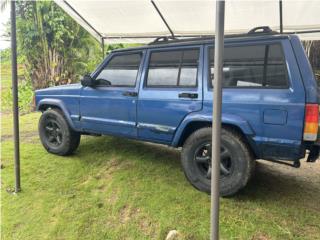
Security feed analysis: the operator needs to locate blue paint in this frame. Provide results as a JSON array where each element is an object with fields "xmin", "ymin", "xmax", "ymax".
[
  {"xmin": 263, "ymin": 109, "xmax": 287, "ymax": 125},
  {"xmin": 35, "ymin": 34, "xmax": 318, "ymax": 162}
]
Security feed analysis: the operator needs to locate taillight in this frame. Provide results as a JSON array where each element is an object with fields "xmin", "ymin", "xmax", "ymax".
[{"xmin": 303, "ymin": 103, "xmax": 319, "ymax": 141}]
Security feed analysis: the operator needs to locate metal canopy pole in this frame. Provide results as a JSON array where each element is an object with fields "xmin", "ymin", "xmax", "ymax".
[
  {"xmin": 279, "ymin": 0, "xmax": 283, "ymax": 34},
  {"xmin": 211, "ymin": 0, "xmax": 225, "ymax": 239},
  {"xmin": 151, "ymin": 0, "xmax": 175, "ymax": 38},
  {"xmin": 11, "ymin": 0, "xmax": 21, "ymax": 193}
]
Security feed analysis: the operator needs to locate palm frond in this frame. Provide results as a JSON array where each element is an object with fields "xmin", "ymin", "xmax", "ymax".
[{"xmin": 0, "ymin": 0, "xmax": 9, "ymax": 12}]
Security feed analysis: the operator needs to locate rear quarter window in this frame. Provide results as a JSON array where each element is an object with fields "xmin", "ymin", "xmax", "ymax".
[{"xmin": 209, "ymin": 43, "xmax": 289, "ymax": 88}]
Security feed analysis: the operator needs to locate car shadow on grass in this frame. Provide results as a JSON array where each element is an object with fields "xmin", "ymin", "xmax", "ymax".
[
  {"xmin": 76, "ymin": 135, "xmax": 181, "ymax": 169},
  {"xmin": 235, "ymin": 161, "xmax": 320, "ymax": 209},
  {"xmin": 75, "ymin": 136, "xmax": 319, "ymax": 206}
]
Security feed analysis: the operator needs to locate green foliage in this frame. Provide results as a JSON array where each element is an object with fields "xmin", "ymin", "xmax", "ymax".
[
  {"xmin": 105, "ymin": 43, "xmax": 142, "ymax": 55},
  {"xmin": 0, "ymin": 49, "xmax": 25, "ymax": 65},
  {"xmin": 0, "ymin": 2, "xmax": 138, "ymax": 114},
  {"xmin": 1, "ymin": 60, "xmax": 33, "ymax": 113},
  {"xmin": 2, "ymin": 1, "xmax": 141, "ymax": 93},
  {"xmin": 15, "ymin": 1, "xmax": 101, "ymax": 89},
  {"xmin": 0, "ymin": 48, "xmax": 11, "ymax": 62},
  {"xmin": 1, "ymin": 79, "xmax": 33, "ymax": 113}
]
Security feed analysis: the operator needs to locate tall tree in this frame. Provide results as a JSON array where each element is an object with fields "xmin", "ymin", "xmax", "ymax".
[{"xmin": 4, "ymin": 1, "xmax": 100, "ymax": 89}]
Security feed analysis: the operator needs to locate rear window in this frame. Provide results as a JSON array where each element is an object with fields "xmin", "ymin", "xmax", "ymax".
[
  {"xmin": 146, "ymin": 49, "xmax": 199, "ymax": 87},
  {"xmin": 209, "ymin": 43, "xmax": 289, "ymax": 88}
]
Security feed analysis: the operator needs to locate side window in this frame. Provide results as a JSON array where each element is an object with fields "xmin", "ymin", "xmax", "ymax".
[
  {"xmin": 96, "ymin": 53, "xmax": 141, "ymax": 87},
  {"xmin": 146, "ymin": 49, "xmax": 199, "ymax": 87},
  {"xmin": 209, "ymin": 43, "xmax": 288, "ymax": 88},
  {"xmin": 266, "ymin": 44, "xmax": 288, "ymax": 87}
]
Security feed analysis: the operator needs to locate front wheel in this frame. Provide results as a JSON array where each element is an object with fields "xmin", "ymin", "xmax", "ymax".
[
  {"xmin": 181, "ymin": 127, "xmax": 255, "ymax": 197},
  {"xmin": 39, "ymin": 108, "xmax": 81, "ymax": 156}
]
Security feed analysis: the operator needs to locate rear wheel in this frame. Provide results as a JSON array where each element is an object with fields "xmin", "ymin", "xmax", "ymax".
[
  {"xmin": 39, "ymin": 108, "xmax": 81, "ymax": 156},
  {"xmin": 181, "ymin": 127, "xmax": 255, "ymax": 196}
]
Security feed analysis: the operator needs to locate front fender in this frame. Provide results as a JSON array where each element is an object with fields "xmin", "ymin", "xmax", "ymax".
[
  {"xmin": 36, "ymin": 98, "xmax": 76, "ymax": 130},
  {"xmin": 171, "ymin": 112, "xmax": 255, "ymax": 147}
]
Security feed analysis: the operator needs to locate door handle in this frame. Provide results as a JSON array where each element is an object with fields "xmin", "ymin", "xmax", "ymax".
[
  {"xmin": 178, "ymin": 92, "xmax": 198, "ymax": 99},
  {"xmin": 122, "ymin": 91, "xmax": 138, "ymax": 97}
]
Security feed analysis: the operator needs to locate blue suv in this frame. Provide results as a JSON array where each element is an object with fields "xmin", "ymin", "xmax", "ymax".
[{"xmin": 35, "ymin": 29, "xmax": 319, "ymax": 196}]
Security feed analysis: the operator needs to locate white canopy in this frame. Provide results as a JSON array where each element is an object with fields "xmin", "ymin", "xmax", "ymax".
[{"xmin": 54, "ymin": 0, "xmax": 320, "ymax": 42}]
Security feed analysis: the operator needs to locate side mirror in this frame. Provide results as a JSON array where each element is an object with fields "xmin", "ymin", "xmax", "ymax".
[
  {"xmin": 96, "ymin": 78, "xmax": 111, "ymax": 86},
  {"xmin": 81, "ymin": 75, "xmax": 95, "ymax": 87}
]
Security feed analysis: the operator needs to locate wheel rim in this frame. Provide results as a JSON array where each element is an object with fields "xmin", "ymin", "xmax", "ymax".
[
  {"xmin": 194, "ymin": 142, "xmax": 233, "ymax": 179},
  {"xmin": 44, "ymin": 118, "xmax": 63, "ymax": 147}
]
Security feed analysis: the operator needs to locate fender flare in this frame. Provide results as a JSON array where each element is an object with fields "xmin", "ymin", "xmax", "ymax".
[
  {"xmin": 171, "ymin": 112, "xmax": 255, "ymax": 147},
  {"xmin": 37, "ymin": 98, "xmax": 76, "ymax": 130}
]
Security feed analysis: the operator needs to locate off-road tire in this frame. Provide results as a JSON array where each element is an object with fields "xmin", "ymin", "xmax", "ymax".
[
  {"xmin": 39, "ymin": 108, "xmax": 81, "ymax": 156},
  {"xmin": 181, "ymin": 127, "xmax": 255, "ymax": 197}
]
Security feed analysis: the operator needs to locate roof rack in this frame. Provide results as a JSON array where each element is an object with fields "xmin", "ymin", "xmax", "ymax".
[
  {"xmin": 248, "ymin": 26, "xmax": 277, "ymax": 35},
  {"xmin": 149, "ymin": 26, "xmax": 278, "ymax": 45}
]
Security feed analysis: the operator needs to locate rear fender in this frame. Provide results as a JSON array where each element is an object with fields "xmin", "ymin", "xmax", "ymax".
[{"xmin": 171, "ymin": 112, "xmax": 255, "ymax": 147}]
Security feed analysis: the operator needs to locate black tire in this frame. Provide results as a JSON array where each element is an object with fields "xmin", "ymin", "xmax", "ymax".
[
  {"xmin": 38, "ymin": 108, "xmax": 81, "ymax": 156},
  {"xmin": 181, "ymin": 127, "xmax": 255, "ymax": 197}
]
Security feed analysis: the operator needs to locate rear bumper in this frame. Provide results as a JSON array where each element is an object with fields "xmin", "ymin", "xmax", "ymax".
[
  {"xmin": 307, "ymin": 144, "xmax": 320, "ymax": 162},
  {"xmin": 306, "ymin": 119, "xmax": 320, "ymax": 162}
]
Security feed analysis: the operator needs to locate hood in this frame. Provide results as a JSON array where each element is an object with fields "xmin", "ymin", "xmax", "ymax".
[{"xmin": 35, "ymin": 83, "xmax": 82, "ymax": 96}]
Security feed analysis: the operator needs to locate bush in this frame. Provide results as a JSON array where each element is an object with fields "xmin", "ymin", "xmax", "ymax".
[
  {"xmin": 315, "ymin": 69, "xmax": 320, "ymax": 81},
  {"xmin": 0, "ymin": 48, "xmax": 11, "ymax": 62},
  {"xmin": 1, "ymin": 76, "xmax": 34, "ymax": 114}
]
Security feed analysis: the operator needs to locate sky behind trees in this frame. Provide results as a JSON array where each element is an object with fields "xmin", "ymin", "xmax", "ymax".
[{"xmin": 0, "ymin": 6, "xmax": 10, "ymax": 50}]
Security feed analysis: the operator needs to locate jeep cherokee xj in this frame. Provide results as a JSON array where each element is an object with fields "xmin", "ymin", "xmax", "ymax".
[{"xmin": 35, "ymin": 29, "xmax": 319, "ymax": 196}]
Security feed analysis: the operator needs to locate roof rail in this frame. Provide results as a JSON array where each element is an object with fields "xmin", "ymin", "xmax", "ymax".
[
  {"xmin": 149, "ymin": 36, "xmax": 177, "ymax": 45},
  {"xmin": 148, "ymin": 26, "xmax": 278, "ymax": 45},
  {"xmin": 248, "ymin": 26, "xmax": 277, "ymax": 35}
]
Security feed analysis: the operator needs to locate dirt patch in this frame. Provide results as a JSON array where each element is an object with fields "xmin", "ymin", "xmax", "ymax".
[
  {"xmin": 248, "ymin": 157, "xmax": 320, "ymax": 214},
  {"xmin": 257, "ymin": 157, "xmax": 320, "ymax": 188},
  {"xmin": 139, "ymin": 216, "xmax": 158, "ymax": 238},
  {"xmin": 119, "ymin": 205, "xmax": 133, "ymax": 224},
  {"xmin": 1, "ymin": 131, "xmax": 38, "ymax": 143},
  {"xmin": 0, "ymin": 110, "xmax": 12, "ymax": 115},
  {"xmin": 94, "ymin": 159, "xmax": 124, "ymax": 183},
  {"xmin": 107, "ymin": 189, "xmax": 118, "ymax": 205},
  {"xmin": 119, "ymin": 205, "xmax": 144, "ymax": 223},
  {"xmin": 303, "ymin": 224, "xmax": 320, "ymax": 237},
  {"xmin": 97, "ymin": 158, "xmax": 134, "ymax": 180},
  {"xmin": 118, "ymin": 205, "xmax": 157, "ymax": 238},
  {"xmin": 89, "ymin": 159, "xmax": 134, "ymax": 195},
  {"xmin": 104, "ymin": 159, "xmax": 123, "ymax": 172},
  {"xmin": 251, "ymin": 233, "xmax": 270, "ymax": 240}
]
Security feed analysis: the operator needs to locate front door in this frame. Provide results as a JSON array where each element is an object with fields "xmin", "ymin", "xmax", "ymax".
[
  {"xmin": 80, "ymin": 51, "xmax": 144, "ymax": 138},
  {"xmin": 137, "ymin": 46, "xmax": 203, "ymax": 144}
]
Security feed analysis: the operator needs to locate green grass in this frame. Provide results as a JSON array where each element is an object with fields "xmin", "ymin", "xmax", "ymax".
[
  {"xmin": 1, "ymin": 62, "xmax": 320, "ymax": 239},
  {"xmin": 1, "ymin": 112, "xmax": 320, "ymax": 240}
]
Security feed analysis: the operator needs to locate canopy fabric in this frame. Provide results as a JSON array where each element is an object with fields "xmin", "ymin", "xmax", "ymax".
[{"xmin": 54, "ymin": 0, "xmax": 320, "ymax": 42}]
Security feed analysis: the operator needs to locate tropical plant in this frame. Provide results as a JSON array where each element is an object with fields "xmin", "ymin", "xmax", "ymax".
[
  {"xmin": 19, "ymin": 1, "xmax": 102, "ymax": 89},
  {"xmin": 302, "ymin": 40, "xmax": 320, "ymax": 82},
  {"xmin": 2, "ymin": 1, "xmax": 101, "ymax": 89}
]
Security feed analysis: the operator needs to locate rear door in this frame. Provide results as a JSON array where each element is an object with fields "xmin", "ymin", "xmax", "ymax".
[
  {"xmin": 137, "ymin": 45, "xmax": 203, "ymax": 143},
  {"xmin": 80, "ymin": 51, "xmax": 144, "ymax": 138}
]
